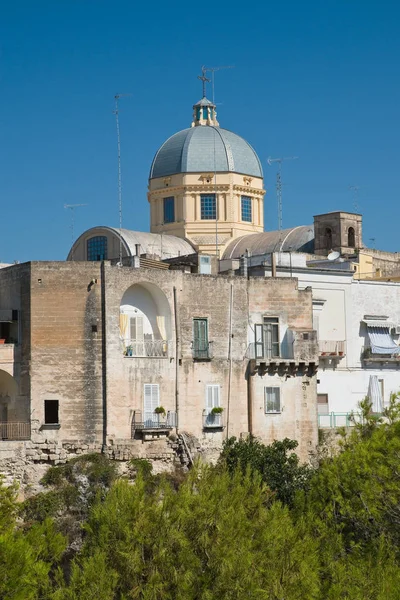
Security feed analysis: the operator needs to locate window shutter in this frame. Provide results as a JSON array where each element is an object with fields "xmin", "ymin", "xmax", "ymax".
[
  {"xmin": 255, "ymin": 324, "xmax": 264, "ymax": 358},
  {"xmin": 130, "ymin": 316, "xmax": 144, "ymax": 340},
  {"xmin": 144, "ymin": 384, "xmax": 159, "ymax": 420},
  {"xmin": 206, "ymin": 385, "xmax": 220, "ymax": 411}
]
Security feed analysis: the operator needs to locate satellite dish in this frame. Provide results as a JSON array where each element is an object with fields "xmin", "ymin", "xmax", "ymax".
[{"xmin": 327, "ymin": 251, "xmax": 340, "ymax": 261}]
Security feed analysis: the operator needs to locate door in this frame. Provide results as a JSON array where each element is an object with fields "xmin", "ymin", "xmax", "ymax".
[
  {"xmin": 205, "ymin": 385, "xmax": 220, "ymax": 426},
  {"xmin": 193, "ymin": 318, "xmax": 208, "ymax": 358}
]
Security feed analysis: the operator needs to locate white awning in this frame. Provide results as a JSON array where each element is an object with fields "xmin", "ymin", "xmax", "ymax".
[
  {"xmin": 367, "ymin": 375, "xmax": 383, "ymax": 413},
  {"xmin": 367, "ymin": 326, "xmax": 400, "ymax": 355},
  {"xmin": 363, "ymin": 320, "xmax": 395, "ymax": 329}
]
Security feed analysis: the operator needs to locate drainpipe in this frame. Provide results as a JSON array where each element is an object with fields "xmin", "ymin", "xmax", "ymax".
[
  {"xmin": 100, "ymin": 261, "xmax": 107, "ymax": 451},
  {"xmin": 271, "ymin": 253, "xmax": 277, "ymax": 277},
  {"xmin": 226, "ymin": 282, "xmax": 234, "ymax": 439},
  {"xmin": 173, "ymin": 286, "xmax": 180, "ymax": 434},
  {"xmin": 247, "ymin": 361, "xmax": 253, "ymax": 436}
]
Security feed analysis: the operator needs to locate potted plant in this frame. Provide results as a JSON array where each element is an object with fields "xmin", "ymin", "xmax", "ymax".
[
  {"xmin": 211, "ymin": 406, "xmax": 223, "ymax": 415},
  {"xmin": 154, "ymin": 406, "xmax": 166, "ymax": 415}
]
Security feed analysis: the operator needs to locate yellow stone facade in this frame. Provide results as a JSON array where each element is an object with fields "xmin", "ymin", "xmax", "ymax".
[{"xmin": 148, "ymin": 172, "xmax": 265, "ymax": 256}]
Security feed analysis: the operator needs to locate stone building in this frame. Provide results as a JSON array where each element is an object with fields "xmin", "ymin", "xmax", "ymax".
[{"xmin": 0, "ymin": 259, "xmax": 318, "ymax": 480}]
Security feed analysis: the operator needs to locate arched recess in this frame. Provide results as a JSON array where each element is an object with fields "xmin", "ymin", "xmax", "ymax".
[
  {"xmin": 119, "ymin": 283, "xmax": 172, "ymax": 357},
  {"xmin": 325, "ymin": 227, "xmax": 333, "ymax": 250},
  {"xmin": 348, "ymin": 227, "xmax": 355, "ymax": 247}
]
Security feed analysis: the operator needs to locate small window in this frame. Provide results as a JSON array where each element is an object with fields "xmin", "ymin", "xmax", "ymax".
[
  {"xmin": 317, "ymin": 394, "xmax": 329, "ymax": 415},
  {"xmin": 87, "ymin": 236, "xmax": 108, "ymax": 261},
  {"xmin": 201, "ymin": 194, "xmax": 216, "ymax": 220},
  {"xmin": 44, "ymin": 400, "xmax": 59, "ymax": 424},
  {"xmin": 265, "ymin": 388, "xmax": 281, "ymax": 413},
  {"xmin": 202, "ymin": 107, "xmax": 208, "ymax": 119},
  {"xmin": 163, "ymin": 197, "xmax": 175, "ymax": 223},
  {"xmin": 199, "ymin": 255, "xmax": 211, "ymax": 274},
  {"xmin": 241, "ymin": 196, "xmax": 252, "ymax": 222},
  {"xmin": 325, "ymin": 228, "xmax": 332, "ymax": 249}
]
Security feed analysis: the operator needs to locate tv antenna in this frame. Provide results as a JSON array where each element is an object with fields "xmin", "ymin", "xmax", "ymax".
[
  {"xmin": 267, "ymin": 156, "xmax": 298, "ymax": 230},
  {"xmin": 203, "ymin": 65, "xmax": 234, "ymax": 104},
  {"xmin": 114, "ymin": 93, "xmax": 132, "ymax": 266},
  {"xmin": 349, "ymin": 185, "xmax": 361, "ymax": 212},
  {"xmin": 64, "ymin": 203, "xmax": 88, "ymax": 259}
]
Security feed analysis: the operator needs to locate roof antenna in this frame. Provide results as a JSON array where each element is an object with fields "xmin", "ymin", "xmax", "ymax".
[
  {"xmin": 267, "ymin": 156, "xmax": 298, "ymax": 230},
  {"xmin": 114, "ymin": 93, "xmax": 131, "ymax": 267},
  {"xmin": 204, "ymin": 65, "xmax": 234, "ymax": 104},
  {"xmin": 64, "ymin": 203, "xmax": 88, "ymax": 260}
]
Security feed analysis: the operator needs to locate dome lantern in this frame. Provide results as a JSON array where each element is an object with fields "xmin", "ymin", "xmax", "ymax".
[{"xmin": 191, "ymin": 97, "xmax": 219, "ymax": 127}]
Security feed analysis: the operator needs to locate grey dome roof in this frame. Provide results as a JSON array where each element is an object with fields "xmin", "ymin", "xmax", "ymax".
[
  {"xmin": 150, "ymin": 126, "xmax": 263, "ymax": 179},
  {"xmin": 223, "ymin": 225, "xmax": 315, "ymax": 259}
]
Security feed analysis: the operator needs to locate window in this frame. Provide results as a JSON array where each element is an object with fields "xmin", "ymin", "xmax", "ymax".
[
  {"xmin": 193, "ymin": 318, "xmax": 209, "ymax": 359},
  {"xmin": 317, "ymin": 394, "xmax": 329, "ymax": 415},
  {"xmin": 241, "ymin": 196, "xmax": 252, "ymax": 222},
  {"xmin": 130, "ymin": 316, "xmax": 144, "ymax": 356},
  {"xmin": 348, "ymin": 227, "xmax": 355, "ymax": 247},
  {"xmin": 202, "ymin": 107, "xmax": 208, "ymax": 119},
  {"xmin": 325, "ymin": 228, "xmax": 332, "ymax": 249},
  {"xmin": 44, "ymin": 400, "xmax": 59, "ymax": 424},
  {"xmin": 204, "ymin": 385, "xmax": 222, "ymax": 427},
  {"xmin": 199, "ymin": 256, "xmax": 211, "ymax": 274},
  {"xmin": 143, "ymin": 384, "xmax": 160, "ymax": 422},
  {"xmin": 201, "ymin": 194, "xmax": 216, "ymax": 220},
  {"xmin": 87, "ymin": 236, "xmax": 107, "ymax": 261},
  {"xmin": 265, "ymin": 388, "xmax": 281, "ymax": 413},
  {"xmin": 254, "ymin": 318, "xmax": 280, "ymax": 359},
  {"xmin": 163, "ymin": 197, "xmax": 175, "ymax": 223}
]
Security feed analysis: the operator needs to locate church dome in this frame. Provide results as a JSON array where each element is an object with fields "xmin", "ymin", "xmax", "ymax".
[{"xmin": 149, "ymin": 97, "xmax": 263, "ymax": 180}]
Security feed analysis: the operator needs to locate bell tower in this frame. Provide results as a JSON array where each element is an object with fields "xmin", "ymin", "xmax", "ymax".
[{"xmin": 313, "ymin": 211, "xmax": 363, "ymax": 256}]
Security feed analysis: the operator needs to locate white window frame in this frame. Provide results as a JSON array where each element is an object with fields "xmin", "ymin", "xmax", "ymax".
[
  {"xmin": 143, "ymin": 383, "xmax": 160, "ymax": 423},
  {"xmin": 205, "ymin": 384, "xmax": 220, "ymax": 413},
  {"xmin": 265, "ymin": 387, "xmax": 281, "ymax": 414}
]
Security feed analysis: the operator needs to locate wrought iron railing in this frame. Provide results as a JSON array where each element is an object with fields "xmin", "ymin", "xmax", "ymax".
[
  {"xmin": 192, "ymin": 340, "xmax": 213, "ymax": 360},
  {"xmin": 246, "ymin": 342, "xmax": 292, "ymax": 360},
  {"xmin": 131, "ymin": 410, "xmax": 177, "ymax": 435},
  {"xmin": 124, "ymin": 339, "xmax": 169, "ymax": 358},
  {"xmin": 319, "ymin": 340, "xmax": 345, "ymax": 356},
  {"xmin": 0, "ymin": 422, "xmax": 31, "ymax": 440},
  {"xmin": 202, "ymin": 409, "xmax": 223, "ymax": 429}
]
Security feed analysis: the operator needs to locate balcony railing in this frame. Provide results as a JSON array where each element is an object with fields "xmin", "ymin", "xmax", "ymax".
[
  {"xmin": 131, "ymin": 410, "xmax": 177, "ymax": 435},
  {"xmin": 202, "ymin": 409, "xmax": 223, "ymax": 429},
  {"xmin": 0, "ymin": 422, "xmax": 31, "ymax": 440},
  {"xmin": 192, "ymin": 341, "xmax": 213, "ymax": 360},
  {"xmin": 319, "ymin": 340, "xmax": 346, "ymax": 357},
  {"xmin": 124, "ymin": 339, "xmax": 169, "ymax": 358},
  {"xmin": 246, "ymin": 342, "xmax": 293, "ymax": 360},
  {"xmin": 361, "ymin": 346, "xmax": 400, "ymax": 363},
  {"xmin": 318, "ymin": 412, "xmax": 367, "ymax": 428}
]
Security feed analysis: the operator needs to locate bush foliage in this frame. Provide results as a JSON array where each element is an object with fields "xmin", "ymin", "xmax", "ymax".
[{"xmin": 3, "ymin": 403, "xmax": 400, "ymax": 598}]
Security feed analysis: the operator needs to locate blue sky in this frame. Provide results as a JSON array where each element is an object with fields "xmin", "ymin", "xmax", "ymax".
[{"xmin": 1, "ymin": 0, "xmax": 399, "ymax": 262}]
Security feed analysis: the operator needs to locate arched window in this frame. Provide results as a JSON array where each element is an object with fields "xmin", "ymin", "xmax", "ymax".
[
  {"xmin": 325, "ymin": 227, "xmax": 332, "ymax": 249},
  {"xmin": 87, "ymin": 236, "xmax": 107, "ymax": 261},
  {"xmin": 348, "ymin": 227, "xmax": 355, "ymax": 247}
]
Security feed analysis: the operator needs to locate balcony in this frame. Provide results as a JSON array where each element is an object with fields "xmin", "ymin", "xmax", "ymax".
[
  {"xmin": 0, "ymin": 422, "xmax": 31, "ymax": 441},
  {"xmin": 202, "ymin": 409, "xmax": 224, "ymax": 429},
  {"xmin": 131, "ymin": 410, "xmax": 177, "ymax": 437},
  {"xmin": 192, "ymin": 341, "xmax": 213, "ymax": 361},
  {"xmin": 247, "ymin": 329, "xmax": 318, "ymax": 375},
  {"xmin": 124, "ymin": 339, "xmax": 169, "ymax": 358},
  {"xmin": 361, "ymin": 346, "xmax": 400, "ymax": 365},
  {"xmin": 319, "ymin": 340, "xmax": 346, "ymax": 359}
]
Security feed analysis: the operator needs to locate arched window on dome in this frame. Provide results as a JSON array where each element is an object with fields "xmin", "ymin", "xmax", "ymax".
[
  {"xmin": 202, "ymin": 107, "xmax": 208, "ymax": 119},
  {"xmin": 87, "ymin": 236, "xmax": 107, "ymax": 261},
  {"xmin": 348, "ymin": 227, "xmax": 355, "ymax": 247}
]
